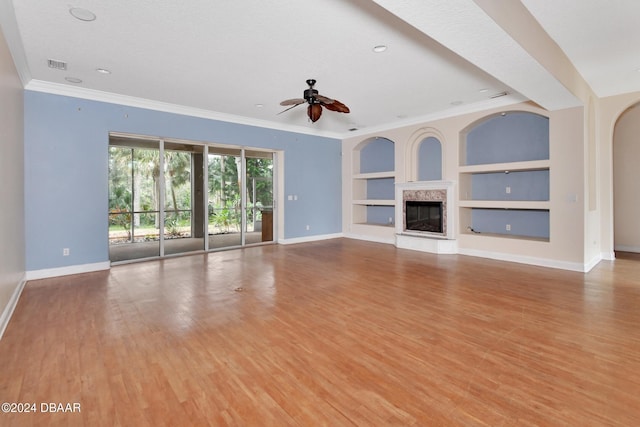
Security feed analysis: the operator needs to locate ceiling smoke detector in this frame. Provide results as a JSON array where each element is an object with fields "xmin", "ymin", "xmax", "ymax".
[{"xmin": 47, "ymin": 59, "xmax": 67, "ymax": 70}]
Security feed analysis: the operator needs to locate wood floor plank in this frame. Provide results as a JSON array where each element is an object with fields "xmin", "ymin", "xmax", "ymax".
[{"xmin": 1, "ymin": 238, "xmax": 640, "ymax": 426}]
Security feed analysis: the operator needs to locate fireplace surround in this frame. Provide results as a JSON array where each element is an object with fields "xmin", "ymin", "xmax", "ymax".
[{"xmin": 395, "ymin": 181, "xmax": 457, "ymax": 253}]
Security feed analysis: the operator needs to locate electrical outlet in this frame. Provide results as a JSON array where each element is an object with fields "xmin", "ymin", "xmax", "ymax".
[
  {"xmin": 305, "ymin": 225, "xmax": 310, "ymax": 231},
  {"xmin": 505, "ymin": 224, "xmax": 511, "ymax": 231},
  {"xmin": 505, "ymin": 186, "xmax": 511, "ymax": 194},
  {"xmin": 63, "ymin": 248, "xmax": 70, "ymax": 256}
]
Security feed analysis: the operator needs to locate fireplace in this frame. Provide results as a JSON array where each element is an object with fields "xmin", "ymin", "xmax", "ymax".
[
  {"xmin": 395, "ymin": 181, "xmax": 456, "ymax": 244},
  {"xmin": 405, "ymin": 201, "xmax": 443, "ymax": 233}
]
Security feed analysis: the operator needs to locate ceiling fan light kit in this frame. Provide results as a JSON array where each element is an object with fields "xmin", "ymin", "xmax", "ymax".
[{"xmin": 279, "ymin": 79, "xmax": 350, "ymax": 123}]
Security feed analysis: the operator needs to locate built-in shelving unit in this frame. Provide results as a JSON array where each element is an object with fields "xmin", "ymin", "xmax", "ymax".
[
  {"xmin": 459, "ymin": 112, "xmax": 550, "ymax": 241},
  {"xmin": 351, "ymin": 138, "xmax": 396, "ymax": 230}
]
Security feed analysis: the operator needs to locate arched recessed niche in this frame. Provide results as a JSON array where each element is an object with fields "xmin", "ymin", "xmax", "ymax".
[
  {"xmin": 405, "ymin": 127, "xmax": 445, "ymax": 182},
  {"xmin": 461, "ymin": 111, "xmax": 549, "ymax": 165},
  {"xmin": 356, "ymin": 137, "xmax": 394, "ymax": 173},
  {"xmin": 459, "ymin": 111, "xmax": 550, "ymax": 241},
  {"xmin": 418, "ymin": 136, "xmax": 442, "ymax": 181}
]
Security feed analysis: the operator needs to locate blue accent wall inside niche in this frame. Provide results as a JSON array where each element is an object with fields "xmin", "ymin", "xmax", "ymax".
[
  {"xmin": 24, "ymin": 91, "xmax": 342, "ymax": 271},
  {"xmin": 418, "ymin": 137, "xmax": 442, "ymax": 181},
  {"xmin": 466, "ymin": 112, "xmax": 549, "ymax": 165}
]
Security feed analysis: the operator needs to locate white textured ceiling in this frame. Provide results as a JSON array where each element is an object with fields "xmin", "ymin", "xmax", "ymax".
[
  {"xmin": 522, "ymin": 0, "xmax": 640, "ymax": 98},
  {"xmin": 1, "ymin": 0, "xmax": 638, "ymax": 137}
]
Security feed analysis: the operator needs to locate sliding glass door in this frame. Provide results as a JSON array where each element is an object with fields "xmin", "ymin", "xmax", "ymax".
[
  {"xmin": 108, "ymin": 138, "xmax": 161, "ymax": 262},
  {"xmin": 108, "ymin": 135, "xmax": 275, "ymax": 263},
  {"xmin": 245, "ymin": 150, "xmax": 274, "ymax": 244},
  {"xmin": 207, "ymin": 147, "xmax": 242, "ymax": 250},
  {"xmin": 163, "ymin": 141, "xmax": 206, "ymax": 256}
]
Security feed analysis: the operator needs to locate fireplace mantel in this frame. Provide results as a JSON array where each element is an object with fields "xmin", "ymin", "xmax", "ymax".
[{"xmin": 395, "ymin": 181, "xmax": 457, "ymax": 254}]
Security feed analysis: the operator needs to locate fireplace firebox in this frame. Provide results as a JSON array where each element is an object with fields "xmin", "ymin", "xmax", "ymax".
[{"xmin": 405, "ymin": 201, "xmax": 443, "ymax": 233}]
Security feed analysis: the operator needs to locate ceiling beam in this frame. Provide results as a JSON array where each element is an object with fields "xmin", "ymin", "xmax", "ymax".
[{"xmin": 371, "ymin": 0, "xmax": 582, "ymax": 111}]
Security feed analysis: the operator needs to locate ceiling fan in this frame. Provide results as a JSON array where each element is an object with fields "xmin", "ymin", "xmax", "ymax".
[{"xmin": 279, "ymin": 79, "xmax": 350, "ymax": 122}]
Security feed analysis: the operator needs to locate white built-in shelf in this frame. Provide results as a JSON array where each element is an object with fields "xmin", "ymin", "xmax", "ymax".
[
  {"xmin": 458, "ymin": 159, "xmax": 550, "ymax": 174},
  {"xmin": 353, "ymin": 171, "xmax": 396, "ymax": 180},
  {"xmin": 353, "ymin": 199, "xmax": 395, "ymax": 206},
  {"xmin": 458, "ymin": 200, "xmax": 550, "ymax": 210}
]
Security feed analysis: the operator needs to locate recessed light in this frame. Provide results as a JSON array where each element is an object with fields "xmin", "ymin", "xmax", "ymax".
[
  {"xmin": 255, "ymin": 104, "xmax": 264, "ymax": 108},
  {"xmin": 372, "ymin": 45, "xmax": 387, "ymax": 53},
  {"xmin": 65, "ymin": 77, "xmax": 82, "ymax": 84},
  {"xmin": 450, "ymin": 100, "xmax": 463, "ymax": 106},
  {"xmin": 70, "ymin": 7, "xmax": 96, "ymax": 21},
  {"xmin": 96, "ymin": 68, "xmax": 111, "ymax": 74},
  {"xmin": 479, "ymin": 88, "xmax": 489, "ymax": 93}
]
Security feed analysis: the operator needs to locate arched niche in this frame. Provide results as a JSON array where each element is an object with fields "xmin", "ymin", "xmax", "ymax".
[
  {"xmin": 354, "ymin": 136, "xmax": 395, "ymax": 173},
  {"xmin": 405, "ymin": 128, "xmax": 444, "ymax": 182},
  {"xmin": 460, "ymin": 111, "xmax": 549, "ymax": 165}
]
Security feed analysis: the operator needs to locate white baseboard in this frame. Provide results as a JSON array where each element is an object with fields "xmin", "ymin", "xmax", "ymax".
[
  {"xmin": 343, "ymin": 233, "xmax": 396, "ymax": 245},
  {"xmin": 584, "ymin": 253, "xmax": 603, "ymax": 273},
  {"xmin": 457, "ymin": 248, "xmax": 590, "ymax": 272},
  {"xmin": 278, "ymin": 232, "xmax": 344, "ymax": 245},
  {"xmin": 0, "ymin": 274, "xmax": 27, "ymax": 339},
  {"xmin": 25, "ymin": 261, "xmax": 111, "ymax": 281},
  {"xmin": 614, "ymin": 245, "xmax": 640, "ymax": 253}
]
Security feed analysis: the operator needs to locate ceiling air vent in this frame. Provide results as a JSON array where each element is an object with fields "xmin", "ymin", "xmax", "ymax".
[
  {"xmin": 47, "ymin": 59, "xmax": 67, "ymax": 70},
  {"xmin": 490, "ymin": 91, "xmax": 508, "ymax": 99}
]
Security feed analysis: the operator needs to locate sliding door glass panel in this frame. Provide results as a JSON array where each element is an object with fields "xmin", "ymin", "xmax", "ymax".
[
  {"xmin": 108, "ymin": 139, "xmax": 161, "ymax": 261},
  {"xmin": 163, "ymin": 142, "xmax": 205, "ymax": 255},
  {"xmin": 208, "ymin": 148, "xmax": 242, "ymax": 250},
  {"xmin": 245, "ymin": 151, "xmax": 274, "ymax": 244}
]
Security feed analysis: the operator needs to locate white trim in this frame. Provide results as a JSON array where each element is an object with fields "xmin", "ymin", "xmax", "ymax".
[
  {"xmin": 396, "ymin": 234, "xmax": 458, "ymax": 254},
  {"xmin": 25, "ymin": 261, "xmax": 110, "ymax": 281},
  {"xmin": 24, "ymin": 80, "xmax": 344, "ymax": 139},
  {"xmin": 584, "ymin": 253, "xmax": 603, "ymax": 273},
  {"xmin": 602, "ymin": 251, "xmax": 616, "ymax": 261},
  {"xmin": 457, "ymin": 248, "xmax": 590, "ymax": 272},
  {"xmin": 0, "ymin": 274, "xmax": 27, "ymax": 340},
  {"xmin": 343, "ymin": 233, "xmax": 395, "ymax": 245},
  {"xmin": 278, "ymin": 233, "xmax": 344, "ymax": 245},
  {"xmin": 614, "ymin": 245, "xmax": 640, "ymax": 253}
]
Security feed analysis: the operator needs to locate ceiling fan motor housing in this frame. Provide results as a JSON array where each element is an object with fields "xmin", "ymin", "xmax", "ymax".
[{"xmin": 304, "ymin": 88, "xmax": 319, "ymax": 103}]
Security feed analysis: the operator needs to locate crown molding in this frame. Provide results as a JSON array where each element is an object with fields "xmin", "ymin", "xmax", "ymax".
[{"xmin": 343, "ymin": 93, "xmax": 529, "ymax": 138}]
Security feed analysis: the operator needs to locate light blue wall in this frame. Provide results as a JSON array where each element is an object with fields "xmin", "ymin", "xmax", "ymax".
[
  {"xmin": 472, "ymin": 170, "xmax": 549, "ymax": 200},
  {"xmin": 24, "ymin": 91, "xmax": 341, "ymax": 271},
  {"xmin": 418, "ymin": 137, "xmax": 442, "ymax": 181},
  {"xmin": 471, "ymin": 209, "xmax": 550, "ymax": 239},
  {"xmin": 360, "ymin": 138, "xmax": 394, "ymax": 173},
  {"xmin": 466, "ymin": 112, "xmax": 549, "ymax": 165}
]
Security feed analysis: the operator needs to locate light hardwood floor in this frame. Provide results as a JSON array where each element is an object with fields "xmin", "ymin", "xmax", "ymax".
[{"xmin": 1, "ymin": 239, "xmax": 639, "ymax": 426}]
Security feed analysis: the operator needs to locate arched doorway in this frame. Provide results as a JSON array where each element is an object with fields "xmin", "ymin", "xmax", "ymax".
[{"xmin": 613, "ymin": 102, "xmax": 640, "ymax": 259}]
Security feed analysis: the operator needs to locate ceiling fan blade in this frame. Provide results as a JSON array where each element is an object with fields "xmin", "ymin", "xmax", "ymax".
[
  {"xmin": 315, "ymin": 94, "xmax": 335, "ymax": 104},
  {"xmin": 277, "ymin": 102, "xmax": 304, "ymax": 115},
  {"xmin": 280, "ymin": 98, "xmax": 305, "ymax": 106},
  {"xmin": 307, "ymin": 104, "xmax": 323, "ymax": 122},
  {"xmin": 322, "ymin": 99, "xmax": 350, "ymax": 113}
]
